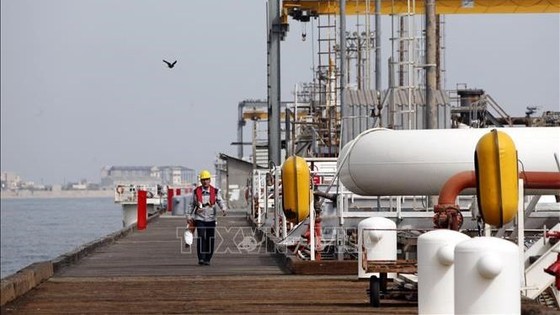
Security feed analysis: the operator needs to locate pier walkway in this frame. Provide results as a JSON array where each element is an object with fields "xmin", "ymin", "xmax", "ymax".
[{"xmin": 1, "ymin": 210, "xmax": 417, "ymax": 314}]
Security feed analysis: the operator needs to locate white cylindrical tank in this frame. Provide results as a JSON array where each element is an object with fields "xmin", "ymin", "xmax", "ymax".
[
  {"xmin": 338, "ymin": 127, "xmax": 560, "ymax": 196},
  {"xmin": 417, "ymin": 230, "xmax": 471, "ymax": 315},
  {"xmin": 357, "ymin": 217, "xmax": 397, "ymax": 279},
  {"xmin": 454, "ymin": 237, "xmax": 520, "ymax": 315}
]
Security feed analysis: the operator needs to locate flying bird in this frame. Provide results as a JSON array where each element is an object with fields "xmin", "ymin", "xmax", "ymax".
[{"xmin": 163, "ymin": 59, "xmax": 177, "ymax": 68}]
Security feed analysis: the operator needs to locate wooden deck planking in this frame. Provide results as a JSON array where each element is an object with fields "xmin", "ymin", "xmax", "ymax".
[
  {"xmin": 57, "ymin": 214, "xmax": 287, "ymax": 277},
  {"xmin": 1, "ymin": 211, "xmax": 419, "ymax": 314},
  {"xmin": 2, "ymin": 275, "xmax": 418, "ymax": 314}
]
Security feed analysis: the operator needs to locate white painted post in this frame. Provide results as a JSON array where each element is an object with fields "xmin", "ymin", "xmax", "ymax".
[
  {"xmin": 518, "ymin": 179, "xmax": 526, "ymax": 294},
  {"xmin": 310, "ymin": 194, "xmax": 315, "ymax": 261}
]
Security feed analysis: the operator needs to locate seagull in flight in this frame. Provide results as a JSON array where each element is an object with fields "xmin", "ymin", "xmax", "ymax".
[{"xmin": 163, "ymin": 59, "xmax": 177, "ymax": 68}]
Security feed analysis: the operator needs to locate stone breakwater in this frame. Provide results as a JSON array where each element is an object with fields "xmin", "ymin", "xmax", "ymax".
[{"xmin": 0, "ymin": 190, "xmax": 114, "ymax": 199}]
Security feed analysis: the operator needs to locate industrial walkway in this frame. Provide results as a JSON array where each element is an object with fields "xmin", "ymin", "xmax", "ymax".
[{"xmin": 1, "ymin": 210, "xmax": 418, "ymax": 314}]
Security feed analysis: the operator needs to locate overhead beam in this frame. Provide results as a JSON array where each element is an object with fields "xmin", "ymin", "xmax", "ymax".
[{"xmin": 283, "ymin": 0, "xmax": 560, "ymax": 16}]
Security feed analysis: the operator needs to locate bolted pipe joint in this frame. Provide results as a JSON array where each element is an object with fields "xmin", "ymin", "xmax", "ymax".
[{"xmin": 433, "ymin": 204, "xmax": 463, "ymax": 230}]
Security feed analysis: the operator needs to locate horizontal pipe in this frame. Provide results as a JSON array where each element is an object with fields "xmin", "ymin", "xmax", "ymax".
[
  {"xmin": 521, "ymin": 171, "xmax": 560, "ymax": 190},
  {"xmin": 438, "ymin": 171, "xmax": 560, "ymax": 205},
  {"xmin": 339, "ymin": 127, "xmax": 560, "ymax": 196}
]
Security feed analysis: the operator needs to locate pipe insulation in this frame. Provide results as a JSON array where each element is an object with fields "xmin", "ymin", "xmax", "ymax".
[{"xmin": 338, "ymin": 127, "xmax": 560, "ymax": 196}]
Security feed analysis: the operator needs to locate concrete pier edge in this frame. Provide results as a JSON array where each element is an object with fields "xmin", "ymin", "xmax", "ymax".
[{"xmin": 0, "ymin": 211, "xmax": 163, "ymax": 306}]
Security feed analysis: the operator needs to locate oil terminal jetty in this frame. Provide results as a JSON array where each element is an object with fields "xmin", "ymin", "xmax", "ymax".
[{"xmin": 1, "ymin": 209, "xmax": 419, "ymax": 314}]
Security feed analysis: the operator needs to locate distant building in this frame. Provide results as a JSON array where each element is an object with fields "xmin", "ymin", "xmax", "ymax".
[
  {"xmin": 100, "ymin": 166, "xmax": 196, "ymax": 188},
  {"xmin": 1, "ymin": 172, "xmax": 21, "ymax": 190},
  {"xmin": 71, "ymin": 183, "xmax": 87, "ymax": 190}
]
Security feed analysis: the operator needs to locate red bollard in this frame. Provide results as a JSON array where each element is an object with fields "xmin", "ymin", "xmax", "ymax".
[
  {"xmin": 167, "ymin": 188, "xmax": 174, "ymax": 212},
  {"xmin": 137, "ymin": 190, "xmax": 147, "ymax": 230}
]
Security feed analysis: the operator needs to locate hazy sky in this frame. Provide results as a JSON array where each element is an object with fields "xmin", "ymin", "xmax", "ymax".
[{"xmin": 1, "ymin": 1, "xmax": 558, "ymax": 185}]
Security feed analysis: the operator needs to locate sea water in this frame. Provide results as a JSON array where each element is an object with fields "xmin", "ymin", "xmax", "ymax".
[{"xmin": 0, "ymin": 197, "xmax": 122, "ymax": 278}]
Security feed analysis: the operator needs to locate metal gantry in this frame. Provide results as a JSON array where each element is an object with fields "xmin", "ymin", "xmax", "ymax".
[{"xmin": 267, "ymin": 0, "xmax": 559, "ymax": 160}]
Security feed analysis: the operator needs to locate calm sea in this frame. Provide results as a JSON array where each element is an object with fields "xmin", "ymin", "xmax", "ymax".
[{"xmin": 0, "ymin": 197, "xmax": 122, "ymax": 278}]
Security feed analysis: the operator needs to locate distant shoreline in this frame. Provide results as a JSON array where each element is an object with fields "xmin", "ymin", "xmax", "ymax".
[{"xmin": 0, "ymin": 190, "xmax": 114, "ymax": 200}]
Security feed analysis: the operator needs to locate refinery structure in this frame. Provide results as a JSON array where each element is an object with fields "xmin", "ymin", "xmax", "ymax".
[
  {"xmin": 112, "ymin": 0, "xmax": 559, "ymax": 312},
  {"xmin": 247, "ymin": 0, "xmax": 559, "ymax": 166},
  {"xmin": 225, "ymin": 0, "xmax": 560, "ymax": 311}
]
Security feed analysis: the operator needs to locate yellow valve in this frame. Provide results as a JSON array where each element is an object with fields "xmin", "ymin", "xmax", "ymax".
[
  {"xmin": 475, "ymin": 130, "xmax": 519, "ymax": 227},
  {"xmin": 281, "ymin": 156, "xmax": 311, "ymax": 224}
]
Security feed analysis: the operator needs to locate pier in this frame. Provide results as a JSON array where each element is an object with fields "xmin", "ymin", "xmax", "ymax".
[{"xmin": 1, "ymin": 210, "xmax": 417, "ymax": 314}]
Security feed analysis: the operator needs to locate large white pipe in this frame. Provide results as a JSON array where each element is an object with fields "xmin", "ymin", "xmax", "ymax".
[{"xmin": 338, "ymin": 127, "xmax": 560, "ymax": 196}]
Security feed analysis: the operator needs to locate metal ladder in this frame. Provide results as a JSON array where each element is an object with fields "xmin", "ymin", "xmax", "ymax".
[
  {"xmin": 314, "ymin": 6, "xmax": 339, "ymax": 156},
  {"xmin": 389, "ymin": 0, "xmax": 421, "ymax": 130}
]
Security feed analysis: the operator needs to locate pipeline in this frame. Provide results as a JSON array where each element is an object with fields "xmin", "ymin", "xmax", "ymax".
[{"xmin": 434, "ymin": 171, "xmax": 560, "ymax": 230}]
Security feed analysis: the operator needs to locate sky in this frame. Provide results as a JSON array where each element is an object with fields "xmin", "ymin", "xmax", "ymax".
[{"xmin": 1, "ymin": 1, "xmax": 558, "ymax": 186}]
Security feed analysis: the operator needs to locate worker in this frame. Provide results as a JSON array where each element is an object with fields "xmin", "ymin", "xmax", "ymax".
[{"xmin": 187, "ymin": 170, "xmax": 227, "ymax": 266}]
